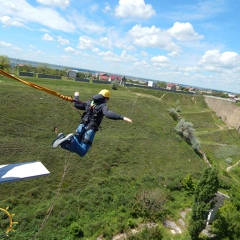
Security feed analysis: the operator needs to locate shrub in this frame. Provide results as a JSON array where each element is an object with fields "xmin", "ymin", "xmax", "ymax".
[
  {"xmin": 131, "ymin": 189, "xmax": 168, "ymax": 221},
  {"xmin": 176, "ymin": 106, "xmax": 181, "ymax": 112},
  {"xmin": 111, "ymin": 80, "xmax": 118, "ymax": 90},
  {"xmin": 225, "ymin": 157, "xmax": 232, "ymax": 165},
  {"xmin": 169, "ymin": 108, "xmax": 180, "ymax": 121},
  {"xmin": 68, "ymin": 221, "xmax": 84, "ymax": 238},
  {"xmin": 181, "ymin": 174, "xmax": 196, "ymax": 194},
  {"xmin": 175, "ymin": 118, "xmax": 201, "ymax": 151}
]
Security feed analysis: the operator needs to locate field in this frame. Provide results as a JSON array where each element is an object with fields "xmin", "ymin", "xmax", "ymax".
[{"xmin": 0, "ymin": 75, "xmax": 239, "ymax": 239}]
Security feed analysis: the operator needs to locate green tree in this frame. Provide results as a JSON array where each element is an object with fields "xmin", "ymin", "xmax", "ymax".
[
  {"xmin": 182, "ymin": 174, "xmax": 196, "ymax": 194},
  {"xmin": 229, "ymin": 184, "xmax": 240, "ymax": 210},
  {"xmin": 211, "ymin": 201, "xmax": 240, "ymax": 239},
  {"xmin": 0, "ymin": 55, "xmax": 10, "ymax": 70},
  {"xmin": 37, "ymin": 63, "xmax": 49, "ymax": 74},
  {"xmin": 156, "ymin": 81, "xmax": 167, "ymax": 88},
  {"xmin": 188, "ymin": 167, "xmax": 219, "ymax": 240}
]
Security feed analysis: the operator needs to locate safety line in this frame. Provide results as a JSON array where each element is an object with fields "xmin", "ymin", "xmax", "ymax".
[
  {"xmin": 0, "ymin": 70, "xmax": 73, "ymax": 102},
  {"xmin": 32, "ymin": 154, "xmax": 70, "ymax": 240}
]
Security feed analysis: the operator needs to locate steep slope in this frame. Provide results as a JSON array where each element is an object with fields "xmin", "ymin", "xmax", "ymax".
[{"xmin": 204, "ymin": 96, "xmax": 240, "ymax": 130}]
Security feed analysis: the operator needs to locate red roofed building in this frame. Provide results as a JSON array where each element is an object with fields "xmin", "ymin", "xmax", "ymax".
[
  {"xmin": 166, "ymin": 83, "xmax": 177, "ymax": 91},
  {"xmin": 110, "ymin": 75, "xmax": 122, "ymax": 81},
  {"xmin": 99, "ymin": 73, "xmax": 109, "ymax": 80}
]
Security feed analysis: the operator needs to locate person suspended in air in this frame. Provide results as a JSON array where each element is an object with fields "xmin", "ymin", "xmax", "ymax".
[{"xmin": 52, "ymin": 89, "xmax": 133, "ymax": 157}]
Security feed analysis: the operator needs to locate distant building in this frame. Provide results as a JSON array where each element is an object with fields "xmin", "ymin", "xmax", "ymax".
[
  {"xmin": 67, "ymin": 70, "xmax": 78, "ymax": 78},
  {"xmin": 228, "ymin": 93, "xmax": 236, "ymax": 98},
  {"xmin": 166, "ymin": 83, "xmax": 177, "ymax": 91},
  {"xmin": 99, "ymin": 73, "xmax": 109, "ymax": 80},
  {"xmin": 110, "ymin": 75, "xmax": 121, "ymax": 82},
  {"xmin": 148, "ymin": 81, "xmax": 156, "ymax": 87},
  {"xmin": 207, "ymin": 191, "xmax": 230, "ymax": 225}
]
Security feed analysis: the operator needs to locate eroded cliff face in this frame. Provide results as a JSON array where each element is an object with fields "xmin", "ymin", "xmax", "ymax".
[{"xmin": 204, "ymin": 96, "xmax": 240, "ymax": 131}]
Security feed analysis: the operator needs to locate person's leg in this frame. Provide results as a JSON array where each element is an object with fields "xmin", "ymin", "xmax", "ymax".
[
  {"xmin": 76, "ymin": 123, "xmax": 85, "ymax": 135},
  {"xmin": 60, "ymin": 129, "xmax": 95, "ymax": 157},
  {"xmin": 74, "ymin": 123, "xmax": 86, "ymax": 142}
]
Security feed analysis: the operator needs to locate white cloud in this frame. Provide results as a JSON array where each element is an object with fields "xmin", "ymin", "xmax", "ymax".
[
  {"xmin": 151, "ymin": 55, "xmax": 170, "ymax": 67},
  {"xmin": 77, "ymin": 36, "xmax": 95, "ymax": 50},
  {"xmin": 72, "ymin": 12, "xmax": 105, "ymax": 34},
  {"xmin": 99, "ymin": 50, "xmax": 120, "ymax": 62},
  {"xmin": 103, "ymin": 3, "xmax": 111, "ymax": 13},
  {"xmin": 114, "ymin": 39, "xmax": 135, "ymax": 51},
  {"xmin": 64, "ymin": 46, "xmax": 78, "ymax": 54},
  {"xmin": 128, "ymin": 24, "xmax": 180, "ymax": 52},
  {"xmin": 120, "ymin": 50, "xmax": 138, "ymax": 62},
  {"xmin": 57, "ymin": 36, "xmax": 69, "ymax": 45},
  {"xmin": 99, "ymin": 37, "xmax": 113, "ymax": 49},
  {"xmin": 36, "ymin": 0, "xmax": 70, "ymax": 9},
  {"xmin": 168, "ymin": 22, "xmax": 204, "ymax": 42},
  {"xmin": 134, "ymin": 59, "xmax": 150, "ymax": 68},
  {"xmin": 0, "ymin": 40, "xmax": 22, "ymax": 51},
  {"xmin": 168, "ymin": 51, "xmax": 179, "ymax": 57},
  {"xmin": 0, "ymin": 1, "xmax": 105, "ymax": 37},
  {"xmin": 34, "ymin": 50, "xmax": 44, "ymax": 54},
  {"xmin": 77, "ymin": 36, "xmax": 111, "ymax": 52},
  {"xmin": 39, "ymin": 28, "xmax": 50, "ymax": 32},
  {"xmin": 98, "ymin": 50, "xmax": 138, "ymax": 63},
  {"xmin": 42, "ymin": 33, "xmax": 54, "ymax": 41},
  {"xmin": 141, "ymin": 51, "xmax": 148, "ymax": 56},
  {"xmin": 0, "ymin": 0, "xmax": 75, "ymax": 32},
  {"xmin": 115, "ymin": 0, "xmax": 155, "ymax": 19},
  {"xmin": 198, "ymin": 50, "xmax": 240, "ymax": 70},
  {"xmin": 0, "ymin": 15, "xmax": 25, "ymax": 27}
]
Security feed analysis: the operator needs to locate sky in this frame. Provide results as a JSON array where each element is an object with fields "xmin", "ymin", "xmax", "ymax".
[{"xmin": 0, "ymin": 0, "xmax": 239, "ymax": 93}]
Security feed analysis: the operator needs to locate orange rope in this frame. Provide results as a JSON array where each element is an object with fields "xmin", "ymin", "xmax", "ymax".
[{"xmin": 0, "ymin": 70, "xmax": 73, "ymax": 102}]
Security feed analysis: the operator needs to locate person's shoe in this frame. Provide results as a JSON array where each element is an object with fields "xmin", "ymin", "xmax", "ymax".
[
  {"xmin": 52, "ymin": 133, "xmax": 74, "ymax": 148},
  {"xmin": 52, "ymin": 133, "xmax": 65, "ymax": 148}
]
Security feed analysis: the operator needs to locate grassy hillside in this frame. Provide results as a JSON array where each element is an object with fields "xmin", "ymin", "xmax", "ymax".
[{"xmin": 0, "ymin": 75, "xmax": 239, "ymax": 239}]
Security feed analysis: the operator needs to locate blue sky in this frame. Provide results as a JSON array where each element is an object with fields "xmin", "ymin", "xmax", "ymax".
[{"xmin": 0, "ymin": 0, "xmax": 239, "ymax": 93}]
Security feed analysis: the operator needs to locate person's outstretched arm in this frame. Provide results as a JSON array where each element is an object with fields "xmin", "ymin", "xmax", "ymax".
[
  {"xmin": 102, "ymin": 105, "xmax": 133, "ymax": 123},
  {"xmin": 73, "ymin": 91, "xmax": 86, "ymax": 110}
]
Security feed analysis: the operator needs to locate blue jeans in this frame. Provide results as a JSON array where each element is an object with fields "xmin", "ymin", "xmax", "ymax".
[{"xmin": 60, "ymin": 124, "xmax": 96, "ymax": 157}]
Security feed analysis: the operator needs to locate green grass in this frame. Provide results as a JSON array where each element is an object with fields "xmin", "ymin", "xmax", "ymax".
[{"xmin": 0, "ymin": 76, "xmax": 239, "ymax": 239}]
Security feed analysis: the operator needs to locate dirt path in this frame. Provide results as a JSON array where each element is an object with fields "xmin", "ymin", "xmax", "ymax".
[{"xmin": 227, "ymin": 160, "xmax": 240, "ymax": 172}]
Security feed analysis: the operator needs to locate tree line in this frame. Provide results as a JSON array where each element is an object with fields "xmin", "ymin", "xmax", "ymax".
[{"xmin": 0, "ymin": 55, "xmax": 91, "ymax": 78}]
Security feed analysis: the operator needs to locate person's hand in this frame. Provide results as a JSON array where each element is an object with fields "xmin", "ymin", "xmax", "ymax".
[
  {"xmin": 74, "ymin": 91, "xmax": 79, "ymax": 97},
  {"xmin": 123, "ymin": 117, "xmax": 132, "ymax": 123}
]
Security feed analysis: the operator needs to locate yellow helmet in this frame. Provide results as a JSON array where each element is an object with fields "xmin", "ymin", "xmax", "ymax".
[{"xmin": 99, "ymin": 89, "xmax": 110, "ymax": 99}]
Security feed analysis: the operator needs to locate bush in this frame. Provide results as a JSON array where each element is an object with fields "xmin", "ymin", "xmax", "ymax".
[
  {"xmin": 225, "ymin": 157, "xmax": 232, "ymax": 165},
  {"xmin": 181, "ymin": 174, "xmax": 196, "ymax": 194},
  {"xmin": 169, "ymin": 108, "xmax": 180, "ymax": 121},
  {"xmin": 68, "ymin": 222, "xmax": 84, "ymax": 238},
  {"xmin": 111, "ymin": 80, "xmax": 118, "ymax": 90},
  {"xmin": 176, "ymin": 106, "xmax": 181, "ymax": 112},
  {"xmin": 175, "ymin": 119, "xmax": 201, "ymax": 151},
  {"xmin": 131, "ymin": 189, "xmax": 168, "ymax": 221}
]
